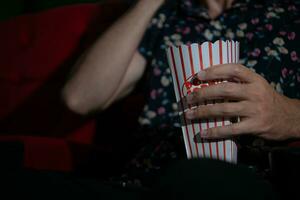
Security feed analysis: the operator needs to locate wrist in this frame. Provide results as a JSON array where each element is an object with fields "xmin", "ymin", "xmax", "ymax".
[{"xmin": 285, "ymin": 98, "xmax": 300, "ymax": 139}]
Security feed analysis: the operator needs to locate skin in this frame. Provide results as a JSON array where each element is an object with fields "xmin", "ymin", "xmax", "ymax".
[
  {"xmin": 185, "ymin": 64, "xmax": 300, "ymax": 141},
  {"xmin": 62, "ymin": 0, "xmax": 164, "ymax": 114},
  {"xmin": 63, "ymin": 0, "xmax": 300, "ymax": 140},
  {"xmin": 204, "ymin": 0, "xmax": 235, "ymax": 19}
]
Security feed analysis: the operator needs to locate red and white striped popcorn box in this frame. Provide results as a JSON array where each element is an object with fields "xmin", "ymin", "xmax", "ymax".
[{"xmin": 166, "ymin": 40, "xmax": 239, "ymax": 163}]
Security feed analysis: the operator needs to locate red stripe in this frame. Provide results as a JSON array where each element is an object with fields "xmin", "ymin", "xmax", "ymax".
[
  {"xmin": 223, "ymin": 41, "xmax": 229, "ymax": 160},
  {"xmin": 179, "ymin": 46, "xmax": 199, "ymax": 157},
  {"xmin": 198, "ymin": 107, "xmax": 206, "ymax": 158},
  {"xmin": 219, "ymin": 40, "xmax": 225, "ymax": 161},
  {"xmin": 179, "ymin": 47, "xmax": 187, "ymax": 81},
  {"xmin": 209, "ymin": 42, "xmax": 213, "ymax": 67},
  {"xmin": 188, "ymin": 46, "xmax": 195, "ymax": 75},
  {"xmin": 230, "ymin": 41, "xmax": 233, "ymax": 63},
  {"xmin": 227, "ymin": 41, "xmax": 230, "ymax": 64},
  {"xmin": 207, "ymin": 43, "xmax": 213, "ymax": 159},
  {"xmin": 210, "ymin": 43, "xmax": 220, "ymax": 160},
  {"xmin": 214, "ymin": 102, "xmax": 219, "ymax": 159},
  {"xmin": 187, "ymin": 45, "xmax": 200, "ymax": 158},
  {"xmin": 199, "ymin": 44, "xmax": 204, "ymax": 70},
  {"xmin": 219, "ymin": 40, "xmax": 223, "ymax": 64},
  {"xmin": 234, "ymin": 41, "xmax": 236, "ymax": 63},
  {"xmin": 170, "ymin": 47, "xmax": 193, "ymax": 157},
  {"xmin": 207, "ymin": 119, "xmax": 213, "ymax": 158},
  {"xmin": 198, "ymin": 44, "xmax": 206, "ymax": 158}
]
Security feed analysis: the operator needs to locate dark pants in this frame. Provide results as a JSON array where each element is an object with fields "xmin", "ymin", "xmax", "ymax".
[{"xmin": 1, "ymin": 159, "xmax": 278, "ymax": 200}]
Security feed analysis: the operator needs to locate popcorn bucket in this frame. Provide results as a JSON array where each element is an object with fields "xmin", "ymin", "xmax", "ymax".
[{"xmin": 166, "ymin": 40, "xmax": 239, "ymax": 163}]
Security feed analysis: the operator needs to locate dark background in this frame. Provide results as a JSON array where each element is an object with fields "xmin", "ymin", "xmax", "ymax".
[{"xmin": 0, "ymin": 0, "xmax": 136, "ymax": 21}]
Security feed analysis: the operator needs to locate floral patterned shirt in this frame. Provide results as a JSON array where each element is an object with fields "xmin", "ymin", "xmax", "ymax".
[
  {"xmin": 138, "ymin": 0, "xmax": 300, "ymax": 129},
  {"xmin": 110, "ymin": 0, "xmax": 300, "ymax": 187}
]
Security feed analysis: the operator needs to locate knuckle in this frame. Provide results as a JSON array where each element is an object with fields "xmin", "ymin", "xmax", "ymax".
[
  {"xmin": 237, "ymin": 64, "xmax": 246, "ymax": 69},
  {"xmin": 256, "ymin": 103, "xmax": 266, "ymax": 115},
  {"xmin": 222, "ymin": 83, "xmax": 236, "ymax": 96},
  {"xmin": 238, "ymin": 102, "xmax": 247, "ymax": 114},
  {"xmin": 199, "ymin": 106, "xmax": 210, "ymax": 117},
  {"xmin": 244, "ymin": 85, "xmax": 254, "ymax": 98},
  {"xmin": 205, "ymin": 67, "xmax": 213, "ymax": 75},
  {"xmin": 203, "ymin": 69, "xmax": 213, "ymax": 80},
  {"xmin": 193, "ymin": 107, "xmax": 202, "ymax": 118},
  {"xmin": 238, "ymin": 101, "xmax": 247, "ymax": 111},
  {"xmin": 249, "ymin": 88, "xmax": 264, "ymax": 101},
  {"xmin": 200, "ymin": 87, "xmax": 211, "ymax": 102},
  {"xmin": 233, "ymin": 64, "xmax": 243, "ymax": 77},
  {"xmin": 247, "ymin": 107, "xmax": 257, "ymax": 116},
  {"xmin": 220, "ymin": 104, "xmax": 232, "ymax": 115},
  {"xmin": 194, "ymin": 108, "xmax": 202, "ymax": 118},
  {"xmin": 199, "ymin": 88, "xmax": 207, "ymax": 100}
]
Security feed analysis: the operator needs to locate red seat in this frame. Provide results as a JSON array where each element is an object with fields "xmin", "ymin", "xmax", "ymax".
[{"xmin": 0, "ymin": 2, "xmax": 127, "ymax": 171}]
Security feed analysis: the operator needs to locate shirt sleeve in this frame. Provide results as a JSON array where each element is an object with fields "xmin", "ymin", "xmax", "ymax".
[{"xmin": 138, "ymin": 0, "xmax": 177, "ymax": 62}]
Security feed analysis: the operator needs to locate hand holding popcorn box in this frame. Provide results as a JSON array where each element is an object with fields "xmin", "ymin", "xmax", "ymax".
[{"xmin": 166, "ymin": 40, "xmax": 239, "ymax": 163}]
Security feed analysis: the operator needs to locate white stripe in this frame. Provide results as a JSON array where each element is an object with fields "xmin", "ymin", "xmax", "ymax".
[
  {"xmin": 171, "ymin": 47, "xmax": 192, "ymax": 159},
  {"xmin": 166, "ymin": 48, "xmax": 180, "ymax": 101},
  {"xmin": 201, "ymin": 42, "xmax": 210, "ymax": 69}
]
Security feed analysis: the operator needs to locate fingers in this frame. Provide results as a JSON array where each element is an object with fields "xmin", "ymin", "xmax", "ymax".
[
  {"xmin": 197, "ymin": 64, "xmax": 259, "ymax": 83},
  {"xmin": 185, "ymin": 82, "xmax": 248, "ymax": 105},
  {"xmin": 194, "ymin": 120, "xmax": 251, "ymax": 141},
  {"xmin": 185, "ymin": 102, "xmax": 245, "ymax": 119}
]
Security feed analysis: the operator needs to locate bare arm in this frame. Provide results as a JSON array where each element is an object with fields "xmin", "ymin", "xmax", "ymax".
[{"xmin": 62, "ymin": 0, "xmax": 164, "ymax": 114}]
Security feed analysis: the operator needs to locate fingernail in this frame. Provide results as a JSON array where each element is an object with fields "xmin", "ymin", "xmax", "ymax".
[
  {"xmin": 193, "ymin": 134, "xmax": 201, "ymax": 143},
  {"xmin": 186, "ymin": 94, "xmax": 194, "ymax": 103},
  {"xmin": 201, "ymin": 129, "xmax": 208, "ymax": 137},
  {"xmin": 193, "ymin": 130, "xmax": 208, "ymax": 143},
  {"xmin": 197, "ymin": 71, "xmax": 206, "ymax": 80},
  {"xmin": 185, "ymin": 110, "xmax": 194, "ymax": 119}
]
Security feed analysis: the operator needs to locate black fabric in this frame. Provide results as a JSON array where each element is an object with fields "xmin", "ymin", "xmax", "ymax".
[
  {"xmin": 0, "ymin": 159, "xmax": 278, "ymax": 200},
  {"xmin": 0, "ymin": 170, "xmax": 144, "ymax": 199},
  {"xmin": 151, "ymin": 159, "xmax": 278, "ymax": 200},
  {"xmin": 269, "ymin": 147, "xmax": 300, "ymax": 200},
  {"xmin": 0, "ymin": 141, "xmax": 24, "ymax": 170}
]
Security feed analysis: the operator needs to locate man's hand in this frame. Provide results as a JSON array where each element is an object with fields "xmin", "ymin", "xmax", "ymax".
[{"xmin": 185, "ymin": 64, "xmax": 300, "ymax": 140}]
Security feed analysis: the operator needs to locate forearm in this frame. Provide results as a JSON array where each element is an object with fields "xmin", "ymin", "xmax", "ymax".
[{"xmin": 63, "ymin": 0, "xmax": 162, "ymax": 114}]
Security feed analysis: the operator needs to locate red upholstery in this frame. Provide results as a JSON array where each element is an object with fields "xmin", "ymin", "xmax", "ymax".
[{"xmin": 0, "ymin": 3, "xmax": 126, "ymax": 171}]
